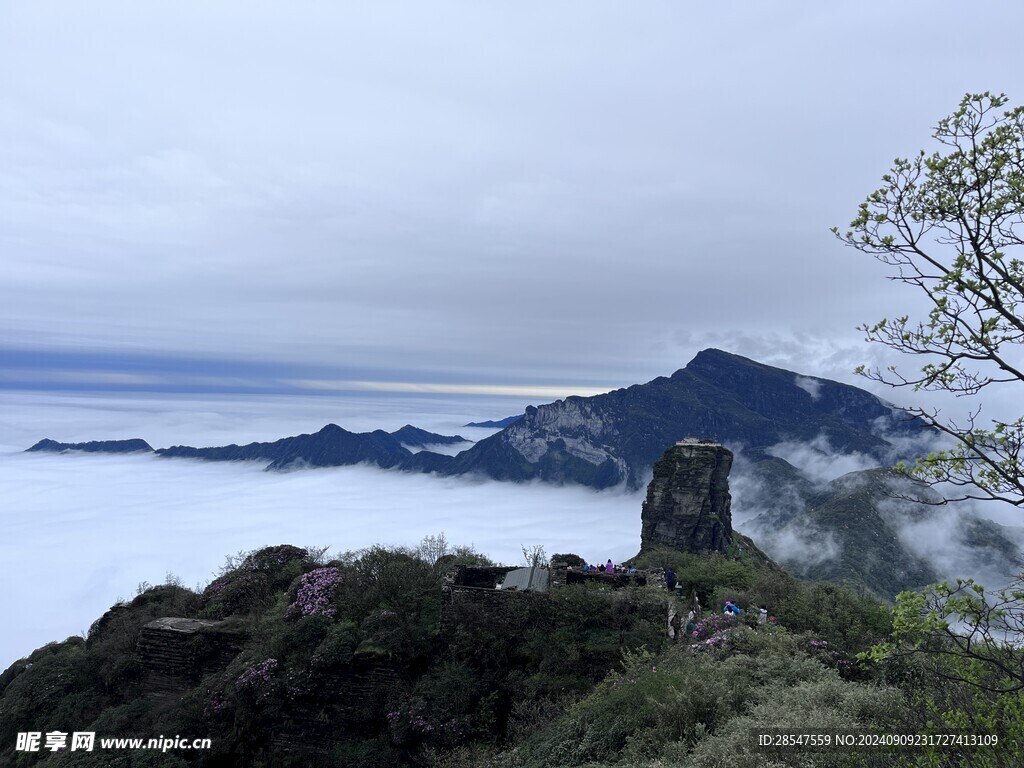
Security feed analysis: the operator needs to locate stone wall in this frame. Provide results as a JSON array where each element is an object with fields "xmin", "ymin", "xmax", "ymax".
[
  {"xmin": 135, "ymin": 617, "xmax": 247, "ymax": 700},
  {"xmin": 268, "ymin": 661, "xmax": 403, "ymax": 754}
]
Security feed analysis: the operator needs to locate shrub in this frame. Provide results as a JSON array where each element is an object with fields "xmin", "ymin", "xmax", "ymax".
[
  {"xmin": 550, "ymin": 553, "xmax": 586, "ymax": 567},
  {"xmin": 511, "ymin": 619, "xmax": 899, "ymax": 767},
  {"xmin": 202, "ymin": 545, "xmax": 314, "ymax": 619},
  {"xmin": 287, "ymin": 567, "xmax": 344, "ymax": 619},
  {"xmin": 680, "ymin": 675, "xmax": 905, "ymax": 767},
  {"xmin": 237, "ymin": 658, "xmax": 278, "ymax": 690},
  {"xmin": 311, "ymin": 620, "xmax": 360, "ymax": 670}
]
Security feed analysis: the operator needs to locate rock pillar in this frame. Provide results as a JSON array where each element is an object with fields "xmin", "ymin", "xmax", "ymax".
[{"xmin": 640, "ymin": 442, "xmax": 733, "ymax": 553}]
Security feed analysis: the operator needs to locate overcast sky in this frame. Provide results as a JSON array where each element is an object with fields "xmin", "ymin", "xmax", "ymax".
[{"xmin": 4, "ymin": 2, "xmax": 1024, "ymax": 403}]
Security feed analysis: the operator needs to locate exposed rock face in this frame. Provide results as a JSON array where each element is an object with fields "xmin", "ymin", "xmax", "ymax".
[
  {"xmin": 136, "ymin": 617, "xmax": 246, "ymax": 699},
  {"xmin": 640, "ymin": 442, "xmax": 734, "ymax": 553}
]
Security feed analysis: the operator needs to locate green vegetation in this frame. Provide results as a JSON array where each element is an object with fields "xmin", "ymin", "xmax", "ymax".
[
  {"xmin": 828, "ymin": 89, "xmax": 1024, "ymax": 765},
  {"xmin": 835, "ymin": 91, "xmax": 1024, "ymax": 509},
  {"xmin": 2, "ymin": 541, "xmax": 1021, "ymax": 766},
  {"xmin": 0, "ymin": 542, "xmax": 663, "ymax": 767}
]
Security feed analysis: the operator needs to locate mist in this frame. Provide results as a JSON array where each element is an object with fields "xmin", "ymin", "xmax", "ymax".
[
  {"xmin": 731, "ymin": 435, "xmax": 1024, "ymax": 590},
  {"xmin": 878, "ymin": 495, "xmax": 1024, "ymax": 590},
  {"xmin": 764, "ymin": 435, "xmax": 876, "ymax": 486}
]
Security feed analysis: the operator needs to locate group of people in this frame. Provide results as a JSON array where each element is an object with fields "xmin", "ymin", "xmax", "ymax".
[
  {"xmin": 668, "ymin": 609, "xmax": 697, "ymax": 642},
  {"xmin": 725, "ymin": 601, "xmax": 774, "ymax": 625},
  {"xmin": 580, "ymin": 559, "xmax": 638, "ymax": 575}
]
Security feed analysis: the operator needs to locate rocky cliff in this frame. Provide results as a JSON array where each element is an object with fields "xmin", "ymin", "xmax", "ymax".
[
  {"xmin": 640, "ymin": 441, "xmax": 734, "ymax": 553},
  {"xmin": 136, "ymin": 617, "xmax": 247, "ymax": 700}
]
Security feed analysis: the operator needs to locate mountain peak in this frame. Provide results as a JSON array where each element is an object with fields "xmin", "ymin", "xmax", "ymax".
[
  {"xmin": 686, "ymin": 348, "xmax": 771, "ymax": 372},
  {"xmin": 317, "ymin": 423, "xmax": 347, "ymax": 435}
]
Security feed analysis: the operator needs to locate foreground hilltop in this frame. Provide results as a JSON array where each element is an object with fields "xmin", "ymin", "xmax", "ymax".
[
  {"xmin": 0, "ymin": 541, "xmax": 885, "ymax": 767},
  {"xmin": 3, "ymin": 537, "xmax": 1019, "ymax": 766}
]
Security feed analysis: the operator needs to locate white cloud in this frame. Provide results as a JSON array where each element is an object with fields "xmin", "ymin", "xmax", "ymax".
[
  {"xmin": 878, "ymin": 496, "xmax": 1024, "ymax": 589},
  {"xmin": 794, "ymin": 375, "xmax": 822, "ymax": 401},
  {"xmin": 403, "ymin": 441, "xmax": 476, "ymax": 457},
  {"xmin": 283, "ymin": 379, "xmax": 612, "ymax": 398},
  {"xmin": 0, "ymin": 390, "xmax": 526, "ymax": 453},
  {"xmin": 765, "ymin": 435, "xmax": 877, "ymax": 485},
  {"xmin": 753, "ymin": 524, "xmax": 841, "ymax": 572}
]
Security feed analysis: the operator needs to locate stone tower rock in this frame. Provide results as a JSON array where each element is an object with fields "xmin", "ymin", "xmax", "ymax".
[{"xmin": 640, "ymin": 440, "xmax": 733, "ymax": 553}]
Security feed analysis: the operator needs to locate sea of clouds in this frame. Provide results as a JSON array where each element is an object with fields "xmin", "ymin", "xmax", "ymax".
[
  {"xmin": 4, "ymin": 390, "xmax": 1022, "ymax": 671},
  {"xmin": 0, "ymin": 391, "xmax": 645, "ymax": 669}
]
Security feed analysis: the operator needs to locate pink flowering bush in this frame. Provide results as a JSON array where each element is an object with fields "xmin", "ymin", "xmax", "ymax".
[
  {"xmin": 231, "ymin": 658, "xmax": 277, "ymax": 706},
  {"xmin": 687, "ymin": 613, "xmax": 762, "ymax": 655},
  {"xmin": 287, "ymin": 567, "xmax": 344, "ymax": 619},
  {"xmin": 203, "ymin": 690, "xmax": 228, "ymax": 719},
  {"xmin": 236, "ymin": 658, "xmax": 278, "ymax": 689},
  {"xmin": 202, "ymin": 545, "xmax": 314, "ymax": 618},
  {"xmin": 804, "ymin": 635, "xmax": 858, "ymax": 678},
  {"xmin": 689, "ymin": 630, "xmax": 734, "ymax": 655},
  {"xmin": 689, "ymin": 613, "xmax": 737, "ymax": 640},
  {"xmin": 387, "ymin": 706, "xmax": 466, "ymax": 746}
]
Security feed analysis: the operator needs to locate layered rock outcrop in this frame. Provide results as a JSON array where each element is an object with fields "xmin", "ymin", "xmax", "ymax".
[
  {"xmin": 136, "ymin": 617, "xmax": 246, "ymax": 699},
  {"xmin": 640, "ymin": 441, "xmax": 734, "ymax": 553}
]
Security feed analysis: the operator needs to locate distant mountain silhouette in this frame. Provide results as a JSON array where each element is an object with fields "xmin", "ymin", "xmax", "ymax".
[
  {"xmin": 464, "ymin": 415, "xmax": 524, "ymax": 429},
  {"xmin": 26, "ymin": 350, "xmax": 930, "ymax": 487},
  {"xmin": 27, "ymin": 438, "xmax": 153, "ymax": 454},
  {"xmin": 157, "ymin": 424, "xmax": 415, "ymax": 470},
  {"xmin": 26, "ymin": 426, "xmax": 467, "ymax": 472},
  {"xmin": 390, "ymin": 425, "xmax": 468, "ymax": 447}
]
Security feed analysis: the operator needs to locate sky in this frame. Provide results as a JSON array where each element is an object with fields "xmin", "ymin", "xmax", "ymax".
[{"xmin": 4, "ymin": 2, "xmax": 1024, "ymax": 403}]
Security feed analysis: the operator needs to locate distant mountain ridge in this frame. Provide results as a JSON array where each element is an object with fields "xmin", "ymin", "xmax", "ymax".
[
  {"xmin": 390, "ymin": 425, "xmax": 468, "ymax": 448},
  {"xmin": 26, "ymin": 350, "xmax": 930, "ymax": 487},
  {"xmin": 464, "ymin": 416, "xmax": 524, "ymax": 429},
  {"xmin": 24, "ymin": 349, "xmax": 1023, "ymax": 597},
  {"xmin": 27, "ymin": 438, "xmax": 153, "ymax": 454},
  {"xmin": 26, "ymin": 425, "xmax": 467, "ymax": 471}
]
